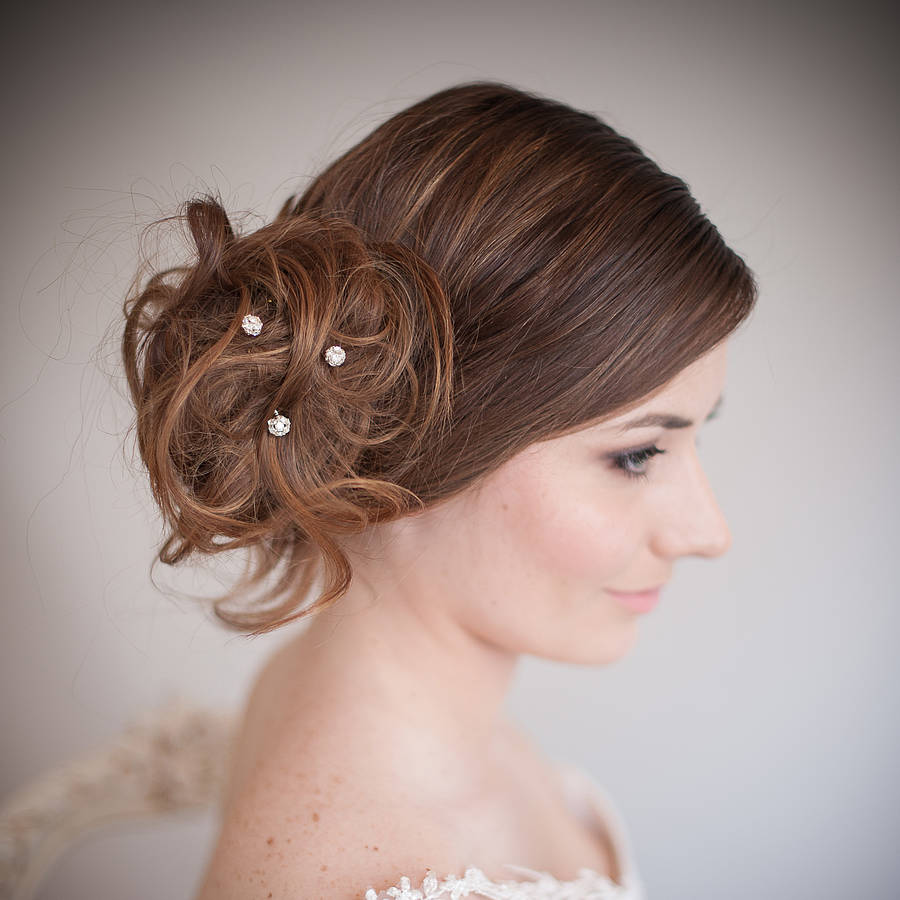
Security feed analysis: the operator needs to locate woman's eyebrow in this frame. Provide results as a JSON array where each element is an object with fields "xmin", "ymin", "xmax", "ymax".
[{"xmin": 615, "ymin": 393, "xmax": 723, "ymax": 433}]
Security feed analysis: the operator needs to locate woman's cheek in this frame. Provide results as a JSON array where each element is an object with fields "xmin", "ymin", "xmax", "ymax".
[
  {"xmin": 477, "ymin": 443, "xmax": 640, "ymax": 583},
  {"xmin": 512, "ymin": 478, "xmax": 639, "ymax": 583}
]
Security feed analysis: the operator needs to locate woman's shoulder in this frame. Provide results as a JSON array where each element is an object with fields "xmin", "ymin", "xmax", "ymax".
[
  {"xmin": 195, "ymin": 730, "xmax": 475, "ymax": 899},
  {"xmin": 197, "ymin": 641, "xmax": 630, "ymax": 899},
  {"xmin": 195, "ymin": 648, "xmax": 472, "ymax": 899}
]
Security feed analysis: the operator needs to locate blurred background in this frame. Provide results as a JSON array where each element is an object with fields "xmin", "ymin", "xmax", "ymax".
[{"xmin": 1, "ymin": 1, "xmax": 898, "ymax": 898}]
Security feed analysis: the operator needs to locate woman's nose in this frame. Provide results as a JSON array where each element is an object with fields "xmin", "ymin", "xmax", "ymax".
[{"xmin": 651, "ymin": 452, "xmax": 733, "ymax": 560}]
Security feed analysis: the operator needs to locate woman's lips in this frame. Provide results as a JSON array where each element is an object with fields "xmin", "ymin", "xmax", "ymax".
[{"xmin": 606, "ymin": 586, "xmax": 662, "ymax": 613}]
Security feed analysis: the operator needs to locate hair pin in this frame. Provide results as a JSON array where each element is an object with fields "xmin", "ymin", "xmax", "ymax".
[
  {"xmin": 262, "ymin": 345, "xmax": 347, "ymax": 436},
  {"xmin": 242, "ymin": 313, "xmax": 263, "ymax": 336},
  {"xmin": 324, "ymin": 344, "xmax": 346, "ymax": 366},
  {"xmin": 267, "ymin": 409, "xmax": 290, "ymax": 436}
]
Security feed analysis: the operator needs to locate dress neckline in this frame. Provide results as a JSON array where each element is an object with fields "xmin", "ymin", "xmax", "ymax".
[
  {"xmin": 363, "ymin": 761, "xmax": 644, "ymax": 899},
  {"xmin": 552, "ymin": 760, "xmax": 627, "ymax": 884}
]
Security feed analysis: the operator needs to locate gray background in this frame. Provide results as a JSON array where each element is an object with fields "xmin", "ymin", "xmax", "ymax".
[{"xmin": 2, "ymin": 1, "xmax": 898, "ymax": 898}]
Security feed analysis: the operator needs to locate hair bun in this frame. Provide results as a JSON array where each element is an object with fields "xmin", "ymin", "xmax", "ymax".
[
  {"xmin": 121, "ymin": 82, "xmax": 757, "ymax": 636},
  {"xmin": 121, "ymin": 194, "xmax": 454, "ymax": 629}
]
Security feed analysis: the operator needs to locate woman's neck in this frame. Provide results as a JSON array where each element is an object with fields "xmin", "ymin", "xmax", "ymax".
[{"xmin": 282, "ymin": 588, "xmax": 522, "ymax": 767}]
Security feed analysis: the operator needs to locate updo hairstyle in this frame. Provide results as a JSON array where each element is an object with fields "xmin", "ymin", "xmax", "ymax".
[{"xmin": 120, "ymin": 81, "xmax": 757, "ymax": 634}]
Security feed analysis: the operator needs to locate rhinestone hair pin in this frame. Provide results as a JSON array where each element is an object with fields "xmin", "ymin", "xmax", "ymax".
[
  {"xmin": 323, "ymin": 344, "xmax": 346, "ymax": 367},
  {"xmin": 241, "ymin": 313, "xmax": 263, "ymax": 336},
  {"xmin": 242, "ymin": 309, "xmax": 347, "ymax": 436},
  {"xmin": 267, "ymin": 410, "xmax": 291, "ymax": 436}
]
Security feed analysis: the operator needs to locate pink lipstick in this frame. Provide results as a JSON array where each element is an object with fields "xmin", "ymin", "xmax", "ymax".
[{"xmin": 606, "ymin": 586, "xmax": 661, "ymax": 613}]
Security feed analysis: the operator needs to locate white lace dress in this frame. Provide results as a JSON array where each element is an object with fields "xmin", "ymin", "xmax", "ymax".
[{"xmin": 362, "ymin": 762, "xmax": 646, "ymax": 900}]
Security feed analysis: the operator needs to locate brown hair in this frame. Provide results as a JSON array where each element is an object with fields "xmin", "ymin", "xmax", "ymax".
[{"xmin": 121, "ymin": 80, "xmax": 757, "ymax": 635}]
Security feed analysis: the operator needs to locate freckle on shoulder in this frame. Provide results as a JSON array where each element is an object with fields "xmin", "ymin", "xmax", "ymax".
[{"xmin": 197, "ymin": 752, "xmax": 464, "ymax": 900}]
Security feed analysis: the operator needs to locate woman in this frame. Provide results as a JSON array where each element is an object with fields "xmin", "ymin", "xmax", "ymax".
[{"xmin": 121, "ymin": 80, "xmax": 757, "ymax": 899}]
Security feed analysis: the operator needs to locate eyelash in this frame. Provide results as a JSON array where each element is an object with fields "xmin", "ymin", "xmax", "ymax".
[{"xmin": 610, "ymin": 444, "xmax": 666, "ymax": 481}]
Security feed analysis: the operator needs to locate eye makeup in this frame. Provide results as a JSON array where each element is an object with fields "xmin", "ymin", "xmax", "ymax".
[{"xmin": 609, "ymin": 444, "xmax": 666, "ymax": 481}]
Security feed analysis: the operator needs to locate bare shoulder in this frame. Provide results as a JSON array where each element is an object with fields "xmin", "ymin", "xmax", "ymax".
[
  {"xmin": 194, "ymin": 648, "xmax": 469, "ymax": 899},
  {"xmin": 194, "ymin": 742, "xmax": 466, "ymax": 900}
]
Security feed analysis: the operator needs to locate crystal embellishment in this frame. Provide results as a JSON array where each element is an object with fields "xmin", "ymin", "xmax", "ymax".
[
  {"xmin": 324, "ymin": 344, "xmax": 346, "ymax": 366},
  {"xmin": 267, "ymin": 410, "xmax": 290, "ymax": 436},
  {"xmin": 241, "ymin": 314, "xmax": 263, "ymax": 336}
]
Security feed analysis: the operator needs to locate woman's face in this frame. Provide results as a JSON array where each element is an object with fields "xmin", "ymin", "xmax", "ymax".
[{"xmin": 416, "ymin": 340, "xmax": 733, "ymax": 666}]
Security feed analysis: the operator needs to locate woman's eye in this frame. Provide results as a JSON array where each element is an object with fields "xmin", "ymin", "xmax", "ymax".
[{"xmin": 609, "ymin": 444, "xmax": 666, "ymax": 481}]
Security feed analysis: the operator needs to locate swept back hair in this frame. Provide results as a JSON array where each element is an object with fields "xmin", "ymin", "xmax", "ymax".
[{"xmin": 121, "ymin": 80, "xmax": 757, "ymax": 634}]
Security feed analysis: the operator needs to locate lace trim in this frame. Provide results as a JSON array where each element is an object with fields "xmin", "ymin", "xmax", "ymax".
[{"xmin": 363, "ymin": 863, "xmax": 637, "ymax": 899}]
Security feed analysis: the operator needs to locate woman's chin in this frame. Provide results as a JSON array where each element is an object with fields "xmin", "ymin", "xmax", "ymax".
[{"xmin": 534, "ymin": 620, "xmax": 639, "ymax": 667}]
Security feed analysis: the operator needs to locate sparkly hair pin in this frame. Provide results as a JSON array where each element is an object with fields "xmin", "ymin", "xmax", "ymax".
[
  {"xmin": 243, "ymin": 308, "xmax": 347, "ymax": 437},
  {"xmin": 241, "ymin": 313, "xmax": 263, "ymax": 336},
  {"xmin": 323, "ymin": 344, "xmax": 346, "ymax": 367},
  {"xmin": 241, "ymin": 294, "xmax": 273, "ymax": 336},
  {"xmin": 267, "ymin": 409, "xmax": 291, "ymax": 436}
]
